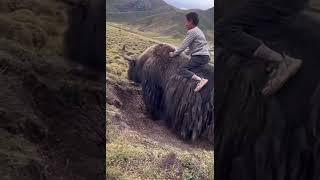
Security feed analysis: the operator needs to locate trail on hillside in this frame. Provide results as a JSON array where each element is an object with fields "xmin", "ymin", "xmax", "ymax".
[{"xmin": 110, "ymin": 82, "xmax": 212, "ymax": 151}]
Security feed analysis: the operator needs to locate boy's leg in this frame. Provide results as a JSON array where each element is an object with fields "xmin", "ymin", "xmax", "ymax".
[
  {"xmin": 177, "ymin": 56, "xmax": 206, "ymax": 79},
  {"xmin": 215, "ymin": 1, "xmax": 268, "ymax": 57},
  {"xmin": 177, "ymin": 56, "xmax": 210, "ymax": 92},
  {"xmin": 177, "ymin": 63, "xmax": 195, "ymax": 80}
]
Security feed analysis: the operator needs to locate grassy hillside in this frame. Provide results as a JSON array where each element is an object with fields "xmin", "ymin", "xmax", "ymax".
[
  {"xmin": 108, "ymin": 23, "xmax": 214, "ymax": 58},
  {"xmin": 0, "ymin": 1, "xmax": 67, "ymax": 178},
  {"xmin": 107, "ymin": 0, "xmax": 174, "ymax": 12},
  {"xmin": 107, "ymin": 0, "xmax": 213, "ymax": 40},
  {"xmin": 132, "ymin": 9, "xmax": 213, "ymax": 40},
  {"xmin": 0, "ymin": 0, "xmax": 105, "ymax": 179},
  {"xmin": 106, "ymin": 24, "xmax": 214, "ymax": 179}
]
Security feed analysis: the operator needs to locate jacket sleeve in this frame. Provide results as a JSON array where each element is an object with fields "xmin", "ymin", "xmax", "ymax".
[{"xmin": 172, "ymin": 30, "xmax": 196, "ymax": 56}]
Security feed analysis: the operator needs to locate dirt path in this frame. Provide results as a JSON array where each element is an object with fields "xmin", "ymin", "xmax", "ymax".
[{"xmin": 112, "ymin": 83, "xmax": 212, "ymax": 151}]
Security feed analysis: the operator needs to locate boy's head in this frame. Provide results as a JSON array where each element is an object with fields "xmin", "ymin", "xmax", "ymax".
[{"xmin": 185, "ymin": 12, "xmax": 199, "ymax": 30}]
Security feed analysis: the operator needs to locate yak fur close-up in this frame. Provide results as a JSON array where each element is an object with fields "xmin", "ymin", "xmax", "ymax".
[
  {"xmin": 214, "ymin": 1, "xmax": 320, "ymax": 179},
  {"xmin": 123, "ymin": 44, "xmax": 214, "ymax": 142},
  {"xmin": 64, "ymin": 0, "xmax": 105, "ymax": 73}
]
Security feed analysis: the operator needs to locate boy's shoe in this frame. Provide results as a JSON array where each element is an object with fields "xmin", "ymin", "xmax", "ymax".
[
  {"xmin": 261, "ymin": 55, "xmax": 302, "ymax": 95},
  {"xmin": 194, "ymin": 78, "xmax": 208, "ymax": 92}
]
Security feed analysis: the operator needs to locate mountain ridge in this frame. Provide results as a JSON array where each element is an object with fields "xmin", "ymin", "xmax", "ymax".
[{"xmin": 107, "ymin": 0, "xmax": 175, "ymax": 13}]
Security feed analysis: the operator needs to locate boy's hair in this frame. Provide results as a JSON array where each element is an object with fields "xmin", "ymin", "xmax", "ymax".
[{"xmin": 186, "ymin": 12, "xmax": 199, "ymax": 26}]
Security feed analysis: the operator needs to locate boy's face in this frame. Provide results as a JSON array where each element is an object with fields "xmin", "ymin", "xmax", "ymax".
[{"xmin": 185, "ymin": 20, "xmax": 194, "ymax": 30}]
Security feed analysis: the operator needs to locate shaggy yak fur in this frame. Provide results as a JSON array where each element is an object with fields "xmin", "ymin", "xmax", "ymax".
[
  {"xmin": 64, "ymin": 0, "xmax": 105, "ymax": 73},
  {"xmin": 214, "ymin": 4, "xmax": 320, "ymax": 180},
  {"xmin": 123, "ymin": 44, "xmax": 214, "ymax": 142}
]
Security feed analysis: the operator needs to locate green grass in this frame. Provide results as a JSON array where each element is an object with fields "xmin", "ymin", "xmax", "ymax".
[
  {"xmin": 107, "ymin": 125, "xmax": 213, "ymax": 180},
  {"xmin": 107, "ymin": 24, "xmax": 157, "ymax": 81}
]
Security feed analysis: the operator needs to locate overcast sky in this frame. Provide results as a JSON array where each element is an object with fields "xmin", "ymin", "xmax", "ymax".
[{"xmin": 163, "ymin": 0, "xmax": 214, "ymax": 10}]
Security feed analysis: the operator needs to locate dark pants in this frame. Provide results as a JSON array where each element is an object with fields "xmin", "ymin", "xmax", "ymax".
[
  {"xmin": 178, "ymin": 55, "xmax": 210, "ymax": 79},
  {"xmin": 215, "ymin": 0, "xmax": 304, "ymax": 57}
]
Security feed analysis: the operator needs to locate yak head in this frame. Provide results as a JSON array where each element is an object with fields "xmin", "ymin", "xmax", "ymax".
[
  {"xmin": 122, "ymin": 45, "xmax": 141, "ymax": 83},
  {"xmin": 122, "ymin": 44, "xmax": 176, "ymax": 83}
]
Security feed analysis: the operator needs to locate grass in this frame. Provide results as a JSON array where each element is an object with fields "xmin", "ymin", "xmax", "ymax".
[
  {"xmin": 0, "ymin": 128, "xmax": 41, "ymax": 179},
  {"xmin": 106, "ymin": 2, "xmax": 213, "ymax": 42},
  {"xmin": 107, "ymin": 24, "xmax": 157, "ymax": 81},
  {"xmin": 106, "ymin": 23, "xmax": 214, "ymax": 180},
  {"xmin": 0, "ymin": 0, "xmax": 66, "ymax": 56},
  {"xmin": 108, "ymin": 23, "xmax": 213, "ymax": 61},
  {"xmin": 107, "ymin": 124, "xmax": 214, "ymax": 180},
  {"xmin": 0, "ymin": 1, "xmax": 67, "ymax": 178}
]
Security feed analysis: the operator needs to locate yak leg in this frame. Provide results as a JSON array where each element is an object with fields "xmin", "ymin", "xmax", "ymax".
[{"xmin": 142, "ymin": 79, "xmax": 164, "ymax": 120}]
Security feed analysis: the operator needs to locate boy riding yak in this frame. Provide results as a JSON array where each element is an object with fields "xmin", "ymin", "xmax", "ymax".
[{"xmin": 169, "ymin": 12, "xmax": 211, "ymax": 92}]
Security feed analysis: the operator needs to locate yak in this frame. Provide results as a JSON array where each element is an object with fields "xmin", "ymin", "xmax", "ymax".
[
  {"xmin": 123, "ymin": 44, "xmax": 214, "ymax": 142},
  {"xmin": 64, "ymin": 0, "xmax": 105, "ymax": 73},
  {"xmin": 214, "ymin": 2, "xmax": 320, "ymax": 180}
]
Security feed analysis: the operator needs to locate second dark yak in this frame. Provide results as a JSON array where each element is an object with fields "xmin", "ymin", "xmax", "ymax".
[{"xmin": 123, "ymin": 44, "xmax": 214, "ymax": 142}]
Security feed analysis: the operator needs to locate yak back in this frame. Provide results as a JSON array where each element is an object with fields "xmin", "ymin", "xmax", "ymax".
[
  {"xmin": 142, "ymin": 44, "xmax": 214, "ymax": 92},
  {"xmin": 164, "ymin": 66, "xmax": 214, "ymax": 141},
  {"xmin": 214, "ymin": 10, "xmax": 320, "ymax": 180},
  {"xmin": 138, "ymin": 44, "xmax": 214, "ymax": 141}
]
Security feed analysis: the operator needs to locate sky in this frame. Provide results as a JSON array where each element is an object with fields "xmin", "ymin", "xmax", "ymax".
[{"xmin": 163, "ymin": 0, "xmax": 214, "ymax": 10}]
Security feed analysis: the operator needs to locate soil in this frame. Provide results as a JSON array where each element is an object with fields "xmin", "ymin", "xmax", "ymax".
[{"xmin": 110, "ymin": 81, "xmax": 212, "ymax": 152}]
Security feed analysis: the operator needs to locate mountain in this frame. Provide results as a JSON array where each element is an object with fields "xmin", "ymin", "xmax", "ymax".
[
  {"xmin": 106, "ymin": 0, "xmax": 213, "ymax": 40},
  {"xmin": 107, "ymin": 0, "xmax": 175, "ymax": 13}
]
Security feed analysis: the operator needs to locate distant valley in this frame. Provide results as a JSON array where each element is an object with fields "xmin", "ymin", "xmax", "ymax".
[{"xmin": 106, "ymin": 0, "xmax": 213, "ymax": 40}]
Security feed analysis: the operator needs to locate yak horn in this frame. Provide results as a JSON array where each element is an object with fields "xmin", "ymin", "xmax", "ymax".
[
  {"xmin": 122, "ymin": 45, "xmax": 135, "ymax": 61},
  {"xmin": 123, "ymin": 54, "xmax": 135, "ymax": 61}
]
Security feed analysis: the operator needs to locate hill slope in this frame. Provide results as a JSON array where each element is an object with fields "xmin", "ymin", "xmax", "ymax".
[
  {"xmin": 107, "ymin": 0, "xmax": 174, "ymax": 12},
  {"xmin": 107, "ymin": 0, "xmax": 213, "ymax": 40},
  {"xmin": 0, "ymin": 0, "xmax": 105, "ymax": 179}
]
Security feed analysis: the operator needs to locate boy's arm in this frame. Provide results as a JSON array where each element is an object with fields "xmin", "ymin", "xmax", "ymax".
[
  {"xmin": 184, "ymin": 47, "xmax": 191, "ymax": 55},
  {"xmin": 171, "ymin": 30, "xmax": 196, "ymax": 57}
]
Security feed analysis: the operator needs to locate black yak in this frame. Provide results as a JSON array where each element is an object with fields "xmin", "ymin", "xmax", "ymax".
[
  {"xmin": 64, "ymin": 0, "xmax": 105, "ymax": 73},
  {"xmin": 123, "ymin": 44, "xmax": 214, "ymax": 142},
  {"xmin": 214, "ymin": 1, "xmax": 320, "ymax": 179}
]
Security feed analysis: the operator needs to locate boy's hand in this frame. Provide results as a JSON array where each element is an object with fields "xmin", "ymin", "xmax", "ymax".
[{"xmin": 169, "ymin": 51, "xmax": 175, "ymax": 58}]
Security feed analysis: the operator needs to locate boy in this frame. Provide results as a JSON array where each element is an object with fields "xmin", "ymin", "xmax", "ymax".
[
  {"xmin": 215, "ymin": 0, "xmax": 306, "ymax": 95},
  {"xmin": 169, "ymin": 12, "xmax": 210, "ymax": 92}
]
